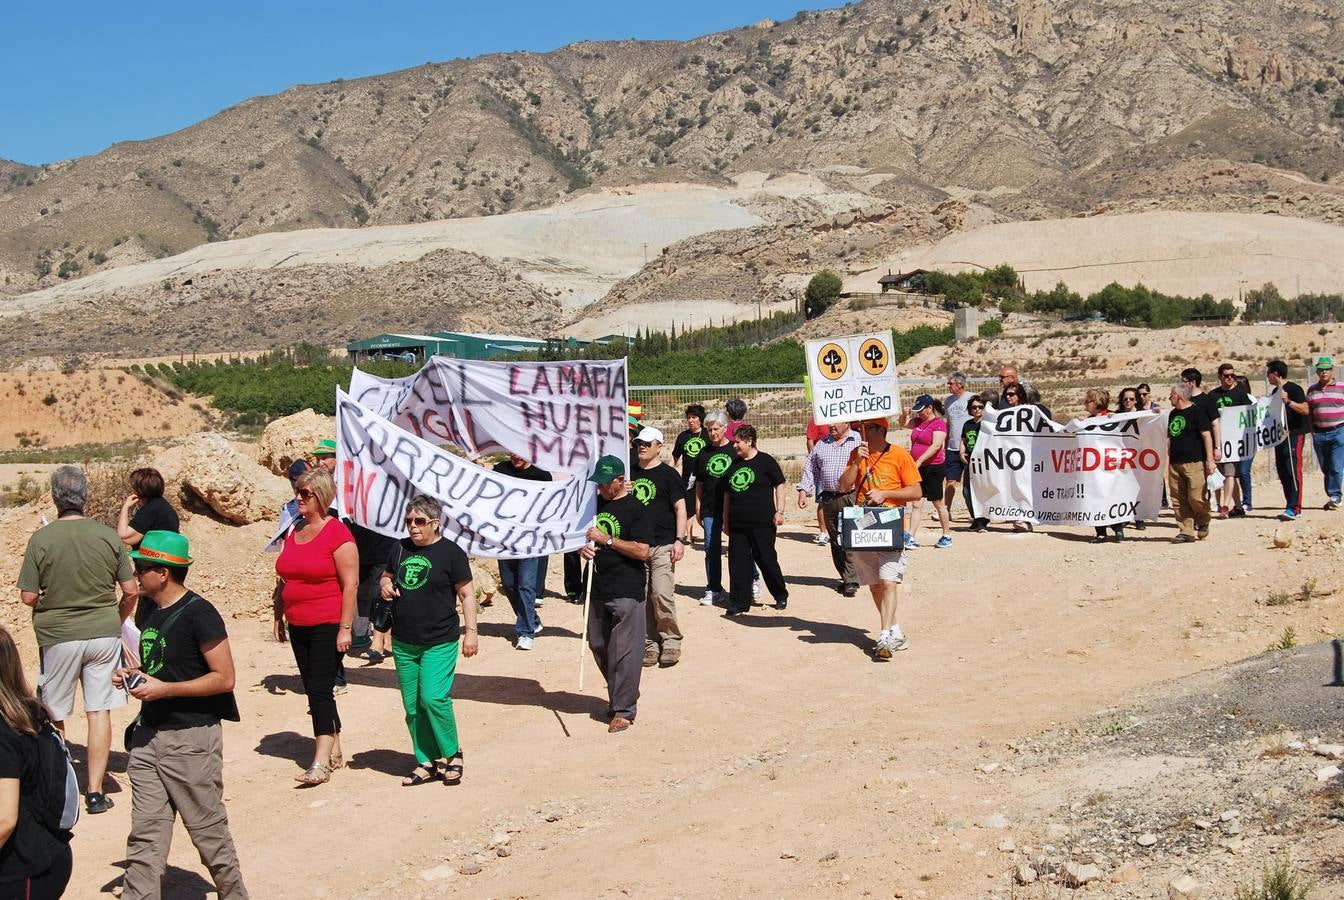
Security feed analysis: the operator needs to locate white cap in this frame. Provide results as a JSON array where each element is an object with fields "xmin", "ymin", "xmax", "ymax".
[{"xmin": 635, "ymin": 426, "xmax": 664, "ymax": 444}]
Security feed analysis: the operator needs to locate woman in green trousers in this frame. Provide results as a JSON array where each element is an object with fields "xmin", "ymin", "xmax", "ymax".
[{"xmin": 379, "ymin": 496, "xmax": 479, "ymax": 786}]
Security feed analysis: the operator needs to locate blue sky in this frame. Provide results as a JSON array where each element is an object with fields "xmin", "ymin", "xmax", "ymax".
[{"xmin": 0, "ymin": 1, "xmax": 849, "ymax": 165}]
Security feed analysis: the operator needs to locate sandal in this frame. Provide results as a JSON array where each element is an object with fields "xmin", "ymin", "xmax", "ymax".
[
  {"xmin": 295, "ymin": 763, "xmax": 332, "ymax": 785},
  {"xmin": 401, "ymin": 764, "xmax": 439, "ymax": 787},
  {"xmin": 441, "ymin": 751, "xmax": 464, "ymax": 786},
  {"xmin": 329, "ymin": 751, "xmax": 344, "ymax": 771}
]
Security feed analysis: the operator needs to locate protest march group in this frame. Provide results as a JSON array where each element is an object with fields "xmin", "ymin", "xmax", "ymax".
[{"xmin": 4, "ymin": 341, "xmax": 1344, "ymax": 897}]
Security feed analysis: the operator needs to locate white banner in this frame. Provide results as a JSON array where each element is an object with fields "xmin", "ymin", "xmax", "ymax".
[
  {"xmin": 348, "ymin": 357, "xmax": 628, "ymax": 474},
  {"xmin": 334, "ymin": 389, "xmax": 596, "ymax": 558},
  {"xmin": 1218, "ymin": 394, "xmax": 1285, "ymax": 463},
  {"xmin": 969, "ymin": 407, "xmax": 1167, "ymax": 526},
  {"xmin": 805, "ymin": 331, "xmax": 900, "ymax": 425}
]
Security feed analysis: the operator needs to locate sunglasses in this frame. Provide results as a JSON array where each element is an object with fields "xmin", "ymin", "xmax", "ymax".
[
  {"xmin": 295, "ymin": 489, "xmax": 315, "ymax": 501},
  {"xmin": 968, "ymin": 404, "xmax": 984, "ymax": 410},
  {"xmin": 1004, "ymin": 391, "xmax": 1020, "ymax": 397},
  {"xmin": 404, "ymin": 516, "xmax": 433, "ymax": 527},
  {"xmin": 1122, "ymin": 396, "xmax": 1137, "ymax": 403},
  {"xmin": 134, "ymin": 563, "xmax": 162, "ymax": 575},
  {"xmin": 633, "ymin": 440, "xmax": 651, "ymax": 449}
]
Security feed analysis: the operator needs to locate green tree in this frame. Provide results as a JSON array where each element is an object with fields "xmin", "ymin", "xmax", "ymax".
[{"xmin": 804, "ymin": 270, "xmax": 843, "ymax": 319}]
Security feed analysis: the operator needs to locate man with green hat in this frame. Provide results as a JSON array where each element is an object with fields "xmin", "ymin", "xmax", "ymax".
[
  {"xmin": 115, "ymin": 531, "xmax": 248, "ymax": 899},
  {"xmin": 578, "ymin": 455, "xmax": 652, "ymax": 733},
  {"xmin": 1308, "ymin": 355, "xmax": 1344, "ymax": 509},
  {"xmin": 313, "ymin": 439, "xmax": 337, "ymax": 475}
]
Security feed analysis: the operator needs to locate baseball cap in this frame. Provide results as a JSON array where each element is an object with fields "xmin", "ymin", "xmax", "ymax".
[
  {"xmin": 910, "ymin": 394, "xmax": 934, "ymax": 413},
  {"xmin": 128, "ymin": 530, "xmax": 193, "ymax": 567},
  {"xmin": 314, "ymin": 439, "xmax": 337, "ymax": 456},
  {"xmin": 1317, "ymin": 356, "xmax": 1335, "ymax": 370},
  {"xmin": 287, "ymin": 459, "xmax": 309, "ymax": 483},
  {"xmin": 588, "ymin": 455, "xmax": 626, "ymax": 485},
  {"xmin": 635, "ymin": 426, "xmax": 664, "ymax": 444}
]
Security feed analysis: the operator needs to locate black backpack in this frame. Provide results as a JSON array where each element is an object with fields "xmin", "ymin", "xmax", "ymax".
[{"xmin": 30, "ymin": 718, "xmax": 79, "ymax": 834}]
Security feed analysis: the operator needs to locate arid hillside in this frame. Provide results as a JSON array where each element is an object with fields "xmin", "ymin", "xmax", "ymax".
[{"xmin": 2, "ymin": 0, "xmax": 1342, "ymax": 298}]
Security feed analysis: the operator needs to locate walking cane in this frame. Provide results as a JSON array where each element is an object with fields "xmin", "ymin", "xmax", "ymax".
[{"xmin": 578, "ymin": 544, "xmax": 594, "ymax": 690}]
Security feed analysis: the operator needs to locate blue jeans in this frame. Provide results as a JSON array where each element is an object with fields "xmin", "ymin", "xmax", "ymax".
[
  {"xmin": 1313, "ymin": 426, "xmax": 1344, "ymax": 503},
  {"xmin": 702, "ymin": 514, "xmax": 724, "ymax": 593},
  {"xmin": 498, "ymin": 557, "xmax": 542, "ymax": 637},
  {"xmin": 1236, "ymin": 456, "xmax": 1254, "ymax": 509}
]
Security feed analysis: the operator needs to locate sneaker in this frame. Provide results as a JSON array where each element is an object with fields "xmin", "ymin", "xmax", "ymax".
[
  {"xmin": 934, "ymin": 535, "xmax": 952, "ymax": 549},
  {"xmin": 888, "ymin": 632, "xmax": 910, "ymax": 652},
  {"xmin": 85, "ymin": 792, "xmax": 114, "ymax": 814},
  {"xmin": 659, "ymin": 646, "xmax": 681, "ymax": 667},
  {"xmin": 1280, "ymin": 509, "xmax": 1298, "ymax": 521},
  {"xmin": 813, "ymin": 532, "xmax": 830, "ymax": 545},
  {"xmin": 333, "ymin": 682, "xmax": 349, "ymax": 696},
  {"xmin": 642, "ymin": 645, "xmax": 659, "ymax": 668},
  {"xmin": 752, "ymin": 578, "xmax": 761, "ymax": 598},
  {"xmin": 903, "ymin": 534, "xmax": 919, "ymax": 550},
  {"xmin": 534, "ymin": 595, "xmax": 546, "ymax": 607},
  {"xmin": 873, "ymin": 641, "xmax": 893, "ymax": 661},
  {"xmin": 1326, "ymin": 499, "xmax": 1340, "ymax": 511},
  {"xmin": 1242, "ymin": 504, "xmax": 1253, "ymax": 513},
  {"xmin": 699, "ymin": 590, "xmax": 717, "ymax": 607},
  {"xmin": 515, "ymin": 635, "xmax": 535, "ymax": 651}
]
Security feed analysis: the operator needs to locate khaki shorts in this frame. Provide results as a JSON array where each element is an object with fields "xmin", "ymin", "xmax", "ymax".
[
  {"xmin": 38, "ymin": 636, "xmax": 127, "ymax": 721},
  {"xmin": 1218, "ymin": 462, "xmax": 1238, "ymax": 477},
  {"xmin": 851, "ymin": 549, "xmax": 908, "ymax": 586}
]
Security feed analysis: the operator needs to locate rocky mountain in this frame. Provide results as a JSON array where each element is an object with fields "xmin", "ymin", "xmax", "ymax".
[{"xmin": 1, "ymin": 0, "xmax": 1341, "ymax": 301}]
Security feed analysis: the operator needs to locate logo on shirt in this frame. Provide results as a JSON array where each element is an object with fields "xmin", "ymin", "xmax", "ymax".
[
  {"xmin": 1215, "ymin": 395, "xmax": 1237, "ymax": 409},
  {"xmin": 595, "ymin": 512, "xmax": 622, "ymax": 540},
  {"xmin": 965, "ymin": 430, "xmax": 979, "ymax": 453},
  {"xmin": 1169, "ymin": 416, "xmax": 1186, "ymax": 438},
  {"xmin": 705, "ymin": 452, "xmax": 732, "ymax": 477},
  {"xmin": 728, "ymin": 466, "xmax": 756, "ymax": 492},
  {"xmin": 398, "ymin": 554, "xmax": 432, "ymax": 591},
  {"xmin": 140, "ymin": 628, "xmax": 167, "ymax": 676},
  {"xmin": 683, "ymin": 436, "xmax": 707, "ymax": 458},
  {"xmin": 632, "ymin": 477, "xmax": 657, "ymax": 505}
]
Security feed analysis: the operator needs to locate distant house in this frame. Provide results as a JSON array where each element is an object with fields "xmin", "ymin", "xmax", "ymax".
[{"xmin": 878, "ymin": 269, "xmax": 931, "ymax": 293}]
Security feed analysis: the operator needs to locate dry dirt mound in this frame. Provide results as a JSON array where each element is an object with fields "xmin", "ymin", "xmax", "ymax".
[
  {"xmin": 257, "ymin": 409, "xmax": 336, "ymax": 476},
  {"xmin": 0, "ymin": 368, "xmax": 206, "ymax": 450}
]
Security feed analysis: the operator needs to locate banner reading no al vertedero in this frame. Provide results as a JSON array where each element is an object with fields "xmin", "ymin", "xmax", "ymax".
[
  {"xmin": 348, "ymin": 357, "xmax": 628, "ymax": 476},
  {"xmin": 969, "ymin": 407, "xmax": 1168, "ymax": 526},
  {"xmin": 335, "ymin": 389, "xmax": 597, "ymax": 558}
]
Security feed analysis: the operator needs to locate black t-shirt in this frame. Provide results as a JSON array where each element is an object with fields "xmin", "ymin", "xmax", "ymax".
[
  {"xmin": 694, "ymin": 443, "xmax": 737, "ymax": 518},
  {"xmin": 1279, "ymin": 381, "xmax": 1309, "ymax": 433},
  {"xmin": 672, "ymin": 429, "xmax": 708, "ymax": 488},
  {"xmin": 960, "ymin": 418, "xmax": 982, "ymax": 455},
  {"xmin": 385, "ymin": 538, "xmax": 472, "ymax": 646},
  {"xmin": 593, "ymin": 493, "xmax": 653, "ymax": 602},
  {"xmin": 348, "ymin": 521, "xmax": 398, "ymax": 580},
  {"xmin": 0, "ymin": 719, "xmax": 69, "ymax": 882},
  {"xmin": 723, "ymin": 452, "xmax": 786, "ymax": 529},
  {"xmin": 629, "ymin": 462, "xmax": 683, "ymax": 546},
  {"xmin": 1168, "ymin": 405, "xmax": 1212, "ymax": 465},
  {"xmin": 1208, "ymin": 385, "xmax": 1251, "ymax": 414},
  {"xmin": 138, "ymin": 592, "xmax": 240, "ymax": 730},
  {"xmin": 129, "ymin": 496, "xmax": 179, "ymax": 537},
  {"xmin": 493, "ymin": 460, "xmax": 553, "ymax": 483},
  {"xmin": 1191, "ymin": 392, "xmax": 1220, "ymax": 428}
]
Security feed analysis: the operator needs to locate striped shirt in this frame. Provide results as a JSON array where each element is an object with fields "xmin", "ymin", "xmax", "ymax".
[
  {"xmin": 1307, "ymin": 380, "xmax": 1344, "ymax": 430},
  {"xmin": 798, "ymin": 430, "xmax": 862, "ymax": 495}
]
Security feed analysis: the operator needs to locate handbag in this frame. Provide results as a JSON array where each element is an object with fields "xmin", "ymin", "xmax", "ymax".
[{"xmin": 370, "ymin": 544, "xmax": 402, "ymax": 633}]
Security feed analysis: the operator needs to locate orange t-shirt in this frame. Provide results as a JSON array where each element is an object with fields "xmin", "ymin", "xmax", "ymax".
[{"xmin": 848, "ymin": 443, "xmax": 921, "ymax": 507}]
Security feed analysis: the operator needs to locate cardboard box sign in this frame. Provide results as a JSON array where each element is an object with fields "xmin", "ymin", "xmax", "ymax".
[{"xmin": 839, "ymin": 505, "xmax": 905, "ymax": 552}]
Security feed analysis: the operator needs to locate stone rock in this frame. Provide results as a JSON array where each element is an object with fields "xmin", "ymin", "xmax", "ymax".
[
  {"xmin": 1316, "ymin": 764, "xmax": 1340, "ymax": 781},
  {"xmin": 1272, "ymin": 526, "xmax": 1293, "ymax": 548},
  {"xmin": 419, "ymin": 864, "xmax": 457, "ymax": 882},
  {"xmin": 1136, "ymin": 833, "xmax": 1157, "ymax": 847},
  {"xmin": 1194, "ymin": 819, "xmax": 1213, "ymax": 830},
  {"xmin": 998, "ymin": 839, "xmax": 1016, "ymax": 852},
  {"xmin": 982, "ymin": 814, "xmax": 1010, "ymax": 829},
  {"xmin": 1219, "ymin": 810, "xmax": 1240, "ymax": 821},
  {"xmin": 1061, "ymin": 862, "xmax": 1102, "ymax": 887},
  {"xmin": 155, "ymin": 433, "xmax": 291, "ymax": 525},
  {"xmin": 487, "ymin": 832, "xmax": 511, "ymax": 850},
  {"xmin": 257, "ymin": 409, "xmax": 336, "ymax": 476},
  {"xmin": 1015, "ymin": 864, "xmax": 1038, "ymax": 885},
  {"xmin": 1112, "ymin": 862, "xmax": 1141, "ymax": 883},
  {"xmin": 460, "ymin": 864, "xmax": 483, "ymax": 876},
  {"xmin": 1168, "ymin": 874, "xmax": 1203, "ymax": 899},
  {"xmin": 496, "ymin": 846, "xmax": 512, "ymax": 858},
  {"xmin": 1315, "ymin": 744, "xmax": 1344, "ymax": 760}
]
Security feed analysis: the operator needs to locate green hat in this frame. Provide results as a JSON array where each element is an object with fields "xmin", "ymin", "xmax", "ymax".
[
  {"xmin": 314, "ymin": 438, "xmax": 337, "ymax": 456},
  {"xmin": 1317, "ymin": 356, "xmax": 1335, "ymax": 370},
  {"xmin": 128, "ymin": 530, "xmax": 193, "ymax": 567},
  {"xmin": 588, "ymin": 454, "xmax": 625, "ymax": 485}
]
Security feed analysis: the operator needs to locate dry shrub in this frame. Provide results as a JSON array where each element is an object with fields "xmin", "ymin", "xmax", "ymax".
[{"xmin": 83, "ymin": 461, "xmax": 135, "ymax": 527}]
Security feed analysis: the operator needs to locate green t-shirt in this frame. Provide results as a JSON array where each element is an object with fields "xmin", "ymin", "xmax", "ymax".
[{"xmin": 17, "ymin": 518, "xmax": 133, "ymax": 647}]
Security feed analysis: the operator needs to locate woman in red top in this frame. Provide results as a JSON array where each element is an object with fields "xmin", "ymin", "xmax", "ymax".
[{"xmin": 274, "ymin": 469, "xmax": 358, "ymax": 785}]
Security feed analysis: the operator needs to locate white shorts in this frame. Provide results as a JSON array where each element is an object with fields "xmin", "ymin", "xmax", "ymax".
[
  {"xmin": 38, "ymin": 637, "xmax": 128, "ymax": 721},
  {"xmin": 851, "ymin": 550, "xmax": 907, "ymax": 586}
]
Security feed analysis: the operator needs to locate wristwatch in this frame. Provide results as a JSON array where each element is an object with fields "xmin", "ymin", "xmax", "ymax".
[{"xmin": 606, "ymin": 536, "xmax": 615, "ymax": 546}]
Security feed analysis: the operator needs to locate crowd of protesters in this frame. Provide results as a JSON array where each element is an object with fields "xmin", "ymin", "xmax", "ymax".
[{"xmin": 6, "ymin": 356, "xmax": 1343, "ymax": 895}]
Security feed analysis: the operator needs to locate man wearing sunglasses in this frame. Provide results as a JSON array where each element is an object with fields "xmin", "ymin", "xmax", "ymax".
[
  {"xmin": 1208, "ymin": 363, "xmax": 1252, "ymax": 517},
  {"xmin": 631, "ymin": 428, "xmax": 687, "ymax": 668}
]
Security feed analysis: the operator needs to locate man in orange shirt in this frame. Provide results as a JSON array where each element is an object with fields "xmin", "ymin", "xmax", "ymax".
[{"xmin": 838, "ymin": 417, "xmax": 923, "ymax": 660}]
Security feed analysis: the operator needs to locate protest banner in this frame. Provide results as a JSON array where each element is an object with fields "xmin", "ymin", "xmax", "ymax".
[
  {"xmin": 348, "ymin": 357, "xmax": 628, "ymax": 474},
  {"xmin": 805, "ymin": 331, "xmax": 900, "ymax": 424},
  {"xmin": 334, "ymin": 389, "xmax": 596, "ymax": 558},
  {"xmin": 1217, "ymin": 393, "xmax": 1286, "ymax": 462},
  {"xmin": 969, "ymin": 406, "xmax": 1167, "ymax": 526}
]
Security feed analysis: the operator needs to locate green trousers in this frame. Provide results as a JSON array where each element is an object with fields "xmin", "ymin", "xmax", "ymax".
[{"xmin": 391, "ymin": 639, "xmax": 461, "ymax": 764}]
